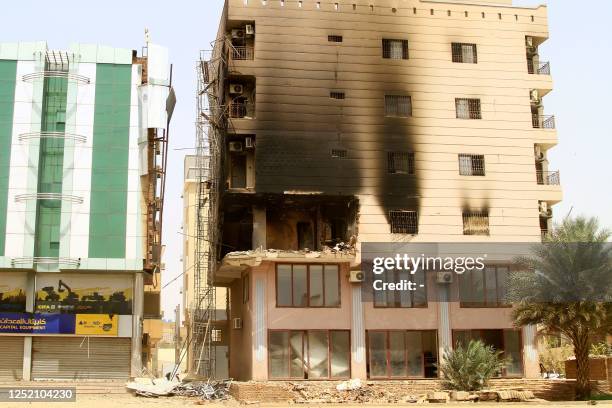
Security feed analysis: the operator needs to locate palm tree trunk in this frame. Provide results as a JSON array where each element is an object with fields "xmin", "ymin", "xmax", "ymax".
[{"xmin": 573, "ymin": 334, "xmax": 591, "ymax": 400}]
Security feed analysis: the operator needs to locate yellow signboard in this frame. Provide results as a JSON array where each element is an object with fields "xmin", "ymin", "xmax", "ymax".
[{"xmin": 75, "ymin": 314, "xmax": 118, "ymax": 336}]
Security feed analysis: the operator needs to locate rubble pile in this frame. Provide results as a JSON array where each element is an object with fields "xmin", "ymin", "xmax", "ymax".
[{"xmin": 126, "ymin": 378, "xmax": 232, "ymax": 401}]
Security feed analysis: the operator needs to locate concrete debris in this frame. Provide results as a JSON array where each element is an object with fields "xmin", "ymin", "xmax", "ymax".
[
  {"xmin": 335, "ymin": 378, "xmax": 362, "ymax": 391},
  {"xmin": 126, "ymin": 378, "xmax": 232, "ymax": 400},
  {"xmin": 427, "ymin": 391, "xmax": 450, "ymax": 403},
  {"xmin": 477, "ymin": 389, "xmax": 538, "ymax": 402}
]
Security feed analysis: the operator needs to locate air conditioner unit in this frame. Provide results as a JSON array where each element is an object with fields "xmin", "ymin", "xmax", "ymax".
[
  {"xmin": 530, "ymin": 89, "xmax": 540, "ymax": 104},
  {"xmin": 539, "ymin": 201, "xmax": 552, "ymax": 218},
  {"xmin": 231, "ymin": 29, "xmax": 245, "ymax": 39},
  {"xmin": 245, "ymin": 137, "xmax": 254, "ymax": 149},
  {"xmin": 232, "ymin": 318, "xmax": 243, "ymax": 329},
  {"xmin": 229, "ymin": 84, "xmax": 244, "ymax": 95},
  {"xmin": 245, "ymin": 24, "xmax": 255, "ymax": 35},
  {"xmin": 437, "ymin": 271, "xmax": 453, "ymax": 284},
  {"xmin": 349, "ymin": 269, "xmax": 364, "ymax": 283},
  {"xmin": 534, "ymin": 146, "xmax": 545, "ymax": 161},
  {"xmin": 525, "ymin": 36, "xmax": 534, "ymax": 48},
  {"xmin": 229, "ymin": 141, "xmax": 243, "ymax": 152}
]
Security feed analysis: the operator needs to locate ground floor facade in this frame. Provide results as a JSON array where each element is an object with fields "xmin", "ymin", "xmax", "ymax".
[
  {"xmin": 0, "ymin": 269, "xmax": 152, "ymax": 380},
  {"xmin": 222, "ymin": 256, "xmax": 539, "ymax": 381}
]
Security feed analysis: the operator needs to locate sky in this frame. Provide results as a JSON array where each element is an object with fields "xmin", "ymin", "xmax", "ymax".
[{"xmin": 2, "ymin": 1, "xmax": 611, "ymax": 320}]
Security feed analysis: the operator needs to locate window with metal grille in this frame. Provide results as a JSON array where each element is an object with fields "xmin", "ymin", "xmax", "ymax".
[
  {"xmin": 451, "ymin": 43, "xmax": 478, "ymax": 63},
  {"xmin": 328, "ymin": 35, "xmax": 343, "ymax": 42},
  {"xmin": 384, "ymin": 95, "xmax": 412, "ymax": 117},
  {"xmin": 212, "ymin": 329, "xmax": 222, "ymax": 342},
  {"xmin": 458, "ymin": 154, "xmax": 485, "ymax": 176},
  {"xmin": 331, "ymin": 149, "xmax": 347, "ymax": 159},
  {"xmin": 330, "ymin": 91, "xmax": 345, "ymax": 99},
  {"xmin": 382, "ymin": 39, "xmax": 409, "ymax": 60},
  {"xmin": 462, "ymin": 211, "xmax": 490, "ymax": 235},
  {"xmin": 388, "ymin": 152, "xmax": 415, "ymax": 175},
  {"xmin": 390, "ymin": 210, "xmax": 418, "ymax": 234},
  {"xmin": 455, "ymin": 98, "xmax": 481, "ymax": 119}
]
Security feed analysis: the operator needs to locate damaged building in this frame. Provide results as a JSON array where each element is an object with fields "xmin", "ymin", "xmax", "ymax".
[{"xmin": 190, "ymin": 0, "xmax": 562, "ymax": 381}]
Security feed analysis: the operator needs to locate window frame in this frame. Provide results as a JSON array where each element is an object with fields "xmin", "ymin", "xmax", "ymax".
[
  {"xmin": 373, "ymin": 269, "xmax": 428, "ymax": 308},
  {"xmin": 389, "ymin": 210, "xmax": 419, "ymax": 235},
  {"xmin": 455, "ymin": 98, "xmax": 482, "ymax": 119},
  {"xmin": 382, "ymin": 39, "xmax": 409, "ymax": 60},
  {"xmin": 459, "ymin": 265, "xmax": 511, "ymax": 308},
  {"xmin": 458, "ymin": 153, "xmax": 486, "ymax": 176},
  {"xmin": 384, "ymin": 95, "xmax": 413, "ymax": 117},
  {"xmin": 275, "ymin": 263, "xmax": 341, "ymax": 308},
  {"xmin": 387, "ymin": 151, "xmax": 415, "ymax": 175},
  {"xmin": 366, "ymin": 330, "xmax": 438, "ymax": 379},
  {"xmin": 328, "ymin": 35, "xmax": 343, "ymax": 43},
  {"xmin": 451, "ymin": 42, "xmax": 478, "ymax": 63},
  {"xmin": 268, "ymin": 329, "xmax": 351, "ymax": 380},
  {"xmin": 462, "ymin": 210, "xmax": 490, "ymax": 236}
]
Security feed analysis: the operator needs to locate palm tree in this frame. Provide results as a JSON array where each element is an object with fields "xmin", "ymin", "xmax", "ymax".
[{"xmin": 507, "ymin": 216, "xmax": 612, "ymax": 400}]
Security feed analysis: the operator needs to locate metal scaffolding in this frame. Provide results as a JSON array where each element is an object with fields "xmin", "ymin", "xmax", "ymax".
[{"xmin": 191, "ymin": 39, "xmax": 228, "ymax": 378}]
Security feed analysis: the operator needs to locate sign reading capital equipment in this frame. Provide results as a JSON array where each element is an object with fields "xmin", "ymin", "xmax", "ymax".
[
  {"xmin": 0, "ymin": 313, "xmax": 75, "ymax": 334},
  {"xmin": 75, "ymin": 314, "xmax": 118, "ymax": 336}
]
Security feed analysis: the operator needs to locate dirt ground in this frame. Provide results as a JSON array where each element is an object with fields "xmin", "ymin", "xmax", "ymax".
[{"xmin": 2, "ymin": 394, "xmax": 612, "ymax": 408}]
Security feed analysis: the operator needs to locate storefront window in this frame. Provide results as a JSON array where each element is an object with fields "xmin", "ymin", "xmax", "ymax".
[
  {"xmin": 452, "ymin": 329, "xmax": 523, "ymax": 377},
  {"xmin": 276, "ymin": 264, "xmax": 340, "ymax": 307},
  {"xmin": 367, "ymin": 330, "xmax": 438, "ymax": 378},
  {"xmin": 269, "ymin": 330, "xmax": 350, "ymax": 379}
]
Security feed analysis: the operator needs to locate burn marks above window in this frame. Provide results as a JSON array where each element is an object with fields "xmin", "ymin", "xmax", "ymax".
[
  {"xmin": 384, "ymin": 95, "xmax": 412, "ymax": 117},
  {"xmin": 390, "ymin": 210, "xmax": 418, "ymax": 235}
]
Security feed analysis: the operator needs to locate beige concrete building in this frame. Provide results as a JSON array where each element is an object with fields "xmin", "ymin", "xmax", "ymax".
[
  {"xmin": 182, "ymin": 155, "xmax": 229, "ymax": 377},
  {"xmin": 203, "ymin": 0, "xmax": 562, "ymax": 381}
]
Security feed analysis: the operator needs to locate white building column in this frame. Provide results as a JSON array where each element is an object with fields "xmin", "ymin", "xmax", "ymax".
[
  {"xmin": 131, "ymin": 272, "xmax": 144, "ymax": 377},
  {"xmin": 350, "ymin": 284, "xmax": 366, "ymax": 379},
  {"xmin": 22, "ymin": 270, "xmax": 36, "ymax": 380},
  {"xmin": 437, "ymin": 283, "xmax": 452, "ymax": 377}
]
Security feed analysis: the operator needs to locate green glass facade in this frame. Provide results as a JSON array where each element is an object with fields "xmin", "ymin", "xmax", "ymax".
[
  {"xmin": 34, "ymin": 75, "xmax": 68, "ymax": 257},
  {"xmin": 88, "ymin": 63, "xmax": 132, "ymax": 258},
  {"xmin": 0, "ymin": 60, "xmax": 17, "ymax": 256}
]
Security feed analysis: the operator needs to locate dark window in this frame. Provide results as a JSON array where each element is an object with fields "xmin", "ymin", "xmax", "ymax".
[
  {"xmin": 297, "ymin": 222, "xmax": 314, "ymax": 249},
  {"xmin": 331, "ymin": 149, "xmax": 347, "ymax": 159},
  {"xmin": 452, "ymin": 329, "xmax": 523, "ymax": 377},
  {"xmin": 229, "ymin": 153, "xmax": 247, "ymax": 188},
  {"xmin": 269, "ymin": 330, "xmax": 350, "ymax": 379},
  {"xmin": 367, "ymin": 330, "xmax": 438, "ymax": 378},
  {"xmin": 451, "ymin": 43, "xmax": 478, "ymax": 63},
  {"xmin": 276, "ymin": 264, "xmax": 340, "ymax": 307},
  {"xmin": 458, "ymin": 154, "xmax": 485, "ymax": 176},
  {"xmin": 384, "ymin": 95, "xmax": 412, "ymax": 117},
  {"xmin": 382, "ymin": 39, "xmax": 409, "ymax": 59},
  {"xmin": 462, "ymin": 211, "xmax": 489, "ymax": 235},
  {"xmin": 328, "ymin": 35, "xmax": 343, "ymax": 42},
  {"xmin": 387, "ymin": 152, "xmax": 415, "ymax": 175},
  {"xmin": 455, "ymin": 98, "xmax": 481, "ymax": 119},
  {"xmin": 330, "ymin": 91, "xmax": 345, "ymax": 99},
  {"xmin": 373, "ymin": 269, "xmax": 427, "ymax": 308},
  {"xmin": 459, "ymin": 265, "xmax": 509, "ymax": 307},
  {"xmin": 389, "ymin": 210, "xmax": 418, "ymax": 234}
]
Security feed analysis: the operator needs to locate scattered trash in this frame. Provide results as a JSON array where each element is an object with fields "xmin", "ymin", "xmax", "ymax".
[
  {"xmin": 126, "ymin": 377, "xmax": 232, "ymax": 400},
  {"xmin": 336, "ymin": 378, "xmax": 362, "ymax": 391}
]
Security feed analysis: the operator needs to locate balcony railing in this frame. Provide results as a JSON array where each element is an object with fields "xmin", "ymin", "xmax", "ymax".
[
  {"xmin": 536, "ymin": 170, "xmax": 560, "ymax": 185},
  {"xmin": 527, "ymin": 60, "xmax": 551, "ymax": 75},
  {"xmin": 229, "ymin": 101, "xmax": 254, "ymax": 118},
  {"xmin": 230, "ymin": 46, "xmax": 254, "ymax": 61},
  {"xmin": 532, "ymin": 114, "xmax": 556, "ymax": 129}
]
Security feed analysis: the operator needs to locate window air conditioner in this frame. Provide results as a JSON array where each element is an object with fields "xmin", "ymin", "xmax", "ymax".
[
  {"xmin": 437, "ymin": 271, "xmax": 453, "ymax": 284},
  {"xmin": 229, "ymin": 141, "xmax": 243, "ymax": 152},
  {"xmin": 232, "ymin": 318, "xmax": 243, "ymax": 329},
  {"xmin": 231, "ymin": 29, "xmax": 245, "ymax": 39},
  {"xmin": 229, "ymin": 84, "xmax": 244, "ymax": 95},
  {"xmin": 349, "ymin": 269, "xmax": 364, "ymax": 283}
]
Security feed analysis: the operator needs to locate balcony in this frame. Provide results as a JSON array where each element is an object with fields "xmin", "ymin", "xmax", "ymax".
[
  {"xmin": 528, "ymin": 60, "xmax": 551, "ymax": 75},
  {"xmin": 229, "ymin": 100, "xmax": 255, "ymax": 119},
  {"xmin": 532, "ymin": 114, "xmax": 556, "ymax": 129},
  {"xmin": 536, "ymin": 170, "xmax": 560, "ymax": 186},
  {"xmin": 230, "ymin": 46, "xmax": 254, "ymax": 61}
]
